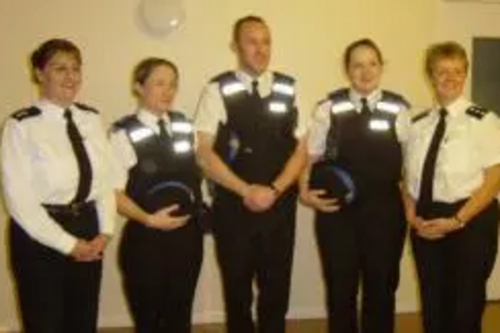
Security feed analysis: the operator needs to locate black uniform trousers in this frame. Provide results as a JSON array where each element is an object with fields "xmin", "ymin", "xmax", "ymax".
[
  {"xmin": 411, "ymin": 200, "xmax": 499, "ymax": 333},
  {"xmin": 212, "ymin": 192, "xmax": 296, "ymax": 333},
  {"xmin": 315, "ymin": 189, "xmax": 406, "ymax": 333},
  {"xmin": 9, "ymin": 203, "xmax": 102, "ymax": 333},
  {"xmin": 119, "ymin": 220, "xmax": 203, "ymax": 333}
]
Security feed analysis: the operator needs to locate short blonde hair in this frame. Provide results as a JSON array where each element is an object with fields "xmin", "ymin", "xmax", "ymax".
[{"xmin": 425, "ymin": 41, "xmax": 469, "ymax": 78}]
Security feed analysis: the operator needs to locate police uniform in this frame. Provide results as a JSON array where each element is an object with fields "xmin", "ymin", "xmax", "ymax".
[
  {"xmin": 308, "ymin": 88, "xmax": 410, "ymax": 333},
  {"xmin": 1, "ymin": 99, "xmax": 115, "ymax": 333},
  {"xmin": 111, "ymin": 109, "xmax": 203, "ymax": 333},
  {"xmin": 195, "ymin": 70, "xmax": 305, "ymax": 333},
  {"xmin": 396, "ymin": 96, "xmax": 500, "ymax": 333}
]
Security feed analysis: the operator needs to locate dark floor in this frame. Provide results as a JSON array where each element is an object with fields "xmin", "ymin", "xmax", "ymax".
[{"xmin": 100, "ymin": 302, "xmax": 500, "ymax": 333}]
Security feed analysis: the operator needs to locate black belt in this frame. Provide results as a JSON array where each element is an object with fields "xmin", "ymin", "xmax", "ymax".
[{"xmin": 43, "ymin": 200, "xmax": 95, "ymax": 216}]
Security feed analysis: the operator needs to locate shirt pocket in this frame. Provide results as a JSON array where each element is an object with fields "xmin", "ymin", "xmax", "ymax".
[{"xmin": 440, "ymin": 124, "xmax": 476, "ymax": 179}]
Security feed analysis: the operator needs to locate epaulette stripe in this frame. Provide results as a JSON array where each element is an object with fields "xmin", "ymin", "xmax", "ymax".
[
  {"xmin": 11, "ymin": 106, "xmax": 42, "ymax": 121},
  {"xmin": 411, "ymin": 110, "xmax": 431, "ymax": 123},
  {"xmin": 75, "ymin": 102, "xmax": 99, "ymax": 114},
  {"xmin": 465, "ymin": 105, "xmax": 489, "ymax": 120}
]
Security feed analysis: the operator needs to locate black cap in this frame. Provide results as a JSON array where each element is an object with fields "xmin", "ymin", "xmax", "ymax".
[
  {"xmin": 308, "ymin": 160, "xmax": 356, "ymax": 204},
  {"xmin": 145, "ymin": 181, "xmax": 197, "ymax": 216}
]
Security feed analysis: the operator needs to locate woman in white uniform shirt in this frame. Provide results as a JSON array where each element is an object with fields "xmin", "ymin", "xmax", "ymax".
[
  {"xmin": 111, "ymin": 57, "xmax": 203, "ymax": 333},
  {"xmin": 1, "ymin": 38, "xmax": 115, "ymax": 333},
  {"xmin": 398, "ymin": 41, "xmax": 500, "ymax": 333}
]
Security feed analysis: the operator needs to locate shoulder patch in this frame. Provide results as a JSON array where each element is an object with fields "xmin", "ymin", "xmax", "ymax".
[
  {"xmin": 411, "ymin": 110, "xmax": 431, "ymax": 123},
  {"xmin": 466, "ymin": 105, "xmax": 489, "ymax": 120},
  {"xmin": 11, "ymin": 106, "xmax": 42, "ymax": 122},
  {"xmin": 75, "ymin": 102, "xmax": 99, "ymax": 114}
]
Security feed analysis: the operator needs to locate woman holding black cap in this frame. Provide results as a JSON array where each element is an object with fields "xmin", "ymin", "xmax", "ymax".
[
  {"xmin": 110, "ymin": 57, "xmax": 203, "ymax": 333},
  {"xmin": 1, "ymin": 38, "xmax": 115, "ymax": 333},
  {"xmin": 300, "ymin": 38, "xmax": 410, "ymax": 333}
]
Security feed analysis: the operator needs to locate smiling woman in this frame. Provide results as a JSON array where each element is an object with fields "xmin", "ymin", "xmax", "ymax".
[
  {"xmin": 31, "ymin": 39, "xmax": 83, "ymax": 107},
  {"xmin": 300, "ymin": 38, "xmax": 411, "ymax": 333},
  {"xmin": 1, "ymin": 38, "xmax": 116, "ymax": 333},
  {"xmin": 398, "ymin": 41, "xmax": 500, "ymax": 333},
  {"xmin": 110, "ymin": 57, "xmax": 204, "ymax": 333}
]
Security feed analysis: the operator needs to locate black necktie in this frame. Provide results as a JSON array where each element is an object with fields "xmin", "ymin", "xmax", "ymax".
[
  {"xmin": 64, "ymin": 109, "xmax": 92, "ymax": 203},
  {"xmin": 417, "ymin": 108, "xmax": 448, "ymax": 216},
  {"xmin": 158, "ymin": 119, "xmax": 169, "ymax": 141},
  {"xmin": 360, "ymin": 97, "xmax": 371, "ymax": 117},
  {"xmin": 251, "ymin": 80, "xmax": 260, "ymax": 98}
]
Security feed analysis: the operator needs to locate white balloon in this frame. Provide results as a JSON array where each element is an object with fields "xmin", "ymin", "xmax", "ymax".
[{"xmin": 138, "ymin": 0, "xmax": 186, "ymax": 36}]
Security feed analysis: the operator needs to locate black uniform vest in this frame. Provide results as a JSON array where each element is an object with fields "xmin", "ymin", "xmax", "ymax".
[
  {"xmin": 113, "ymin": 112, "xmax": 201, "ymax": 214},
  {"xmin": 325, "ymin": 88, "xmax": 410, "ymax": 193},
  {"xmin": 212, "ymin": 71, "xmax": 298, "ymax": 188}
]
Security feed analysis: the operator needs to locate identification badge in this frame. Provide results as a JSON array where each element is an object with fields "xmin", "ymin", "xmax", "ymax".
[{"xmin": 369, "ymin": 119, "xmax": 390, "ymax": 131}]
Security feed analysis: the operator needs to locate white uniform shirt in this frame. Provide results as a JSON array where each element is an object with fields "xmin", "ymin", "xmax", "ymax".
[
  {"xmin": 307, "ymin": 89, "xmax": 384, "ymax": 157},
  {"xmin": 110, "ymin": 109, "xmax": 190, "ymax": 191},
  {"xmin": 396, "ymin": 96, "xmax": 500, "ymax": 203},
  {"xmin": 194, "ymin": 69, "xmax": 307, "ymax": 138},
  {"xmin": 1, "ymin": 100, "xmax": 116, "ymax": 254}
]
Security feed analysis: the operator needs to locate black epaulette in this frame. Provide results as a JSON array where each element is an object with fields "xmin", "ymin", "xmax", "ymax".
[
  {"xmin": 169, "ymin": 110, "xmax": 189, "ymax": 122},
  {"xmin": 466, "ymin": 105, "xmax": 489, "ymax": 120},
  {"xmin": 381, "ymin": 90, "xmax": 411, "ymax": 109},
  {"xmin": 75, "ymin": 102, "xmax": 99, "ymax": 114},
  {"xmin": 273, "ymin": 71, "xmax": 295, "ymax": 85},
  {"xmin": 411, "ymin": 110, "xmax": 431, "ymax": 123},
  {"xmin": 11, "ymin": 106, "xmax": 42, "ymax": 122},
  {"xmin": 112, "ymin": 114, "xmax": 137, "ymax": 132},
  {"xmin": 327, "ymin": 88, "xmax": 350, "ymax": 104},
  {"xmin": 211, "ymin": 71, "xmax": 236, "ymax": 84}
]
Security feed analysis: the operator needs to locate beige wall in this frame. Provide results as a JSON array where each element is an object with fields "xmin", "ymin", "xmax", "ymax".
[{"xmin": 4, "ymin": 0, "xmax": 490, "ymax": 330}]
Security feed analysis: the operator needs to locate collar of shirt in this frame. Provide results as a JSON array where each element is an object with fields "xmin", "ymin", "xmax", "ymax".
[
  {"xmin": 349, "ymin": 88, "xmax": 382, "ymax": 113},
  {"xmin": 137, "ymin": 108, "xmax": 171, "ymax": 135},
  {"xmin": 433, "ymin": 96, "xmax": 471, "ymax": 120},
  {"xmin": 35, "ymin": 99, "xmax": 94, "ymax": 122},
  {"xmin": 35, "ymin": 99, "xmax": 70, "ymax": 120},
  {"xmin": 235, "ymin": 69, "xmax": 273, "ymax": 97}
]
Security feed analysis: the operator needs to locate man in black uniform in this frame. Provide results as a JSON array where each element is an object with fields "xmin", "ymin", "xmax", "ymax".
[{"xmin": 195, "ymin": 15, "xmax": 306, "ymax": 333}]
